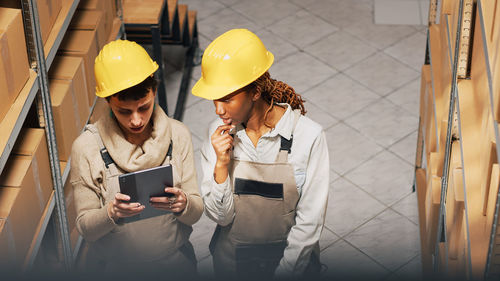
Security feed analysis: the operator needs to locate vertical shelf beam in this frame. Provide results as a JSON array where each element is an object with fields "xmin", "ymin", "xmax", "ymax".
[
  {"xmin": 434, "ymin": 0, "xmax": 467, "ymax": 274},
  {"xmin": 26, "ymin": 0, "xmax": 72, "ymax": 271}
]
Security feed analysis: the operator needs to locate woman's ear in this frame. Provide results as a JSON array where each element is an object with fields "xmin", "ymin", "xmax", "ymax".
[{"xmin": 251, "ymin": 88, "xmax": 261, "ymax": 101}]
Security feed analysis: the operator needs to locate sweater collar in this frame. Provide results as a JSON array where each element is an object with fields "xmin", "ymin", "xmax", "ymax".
[{"xmin": 96, "ymin": 106, "xmax": 172, "ymax": 173}]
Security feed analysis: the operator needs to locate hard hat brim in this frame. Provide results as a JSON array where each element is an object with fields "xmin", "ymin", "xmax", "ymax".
[{"xmin": 192, "ymin": 52, "xmax": 274, "ymax": 100}]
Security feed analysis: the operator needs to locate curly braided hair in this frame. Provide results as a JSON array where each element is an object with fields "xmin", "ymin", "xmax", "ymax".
[{"xmin": 250, "ymin": 72, "xmax": 306, "ymax": 128}]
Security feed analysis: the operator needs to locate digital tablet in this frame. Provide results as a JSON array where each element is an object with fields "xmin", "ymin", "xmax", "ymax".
[{"xmin": 118, "ymin": 165, "xmax": 174, "ymax": 222}]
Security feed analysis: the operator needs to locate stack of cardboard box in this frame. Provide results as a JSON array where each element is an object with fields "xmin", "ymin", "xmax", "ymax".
[
  {"xmin": 0, "ymin": 8, "xmax": 30, "ymax": 124},
  {"xmin": 0, "ymin": 0, "xmax": 123, "ymax": 270},
  {"xmin": 0, "ymin": 129, "xmax": 53, "ymax": 268},
  {"xmin": 1, "ymin": 0, "xmax": 62, "ymax": 45}
]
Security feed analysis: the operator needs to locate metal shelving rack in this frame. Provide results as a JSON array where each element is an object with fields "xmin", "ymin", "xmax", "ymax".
[
  {"xmin": 478, "ymin": 0, "xmax": 500, "ymax": 278},
  {"xmin": 417, "ymin": 0, "xmax": 500, "ymax": 279},
  {"xmin": 0, "ymin": 0, "xmax": 124, "ymax": 272}
]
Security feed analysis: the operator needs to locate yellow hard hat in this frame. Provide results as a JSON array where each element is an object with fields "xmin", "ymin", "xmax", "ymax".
[
  {"xmin": 192, "ymin": 29, "xmax": 274, "ymax": 100},
  {"xmin": 94, "ymin": 40, "xmax": 158, "ymax": 98}
]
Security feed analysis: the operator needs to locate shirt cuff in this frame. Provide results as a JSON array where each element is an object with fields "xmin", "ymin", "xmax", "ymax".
[{"xmin": 211, "ymin": 176, "xmax": 230, "ymax": 203}]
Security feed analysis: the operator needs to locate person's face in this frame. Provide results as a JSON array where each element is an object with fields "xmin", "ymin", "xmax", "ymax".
[
  {"xmin": 108, "ymin": 90, "xmax": 155, "ymax": 135},
  {"xmin": 213, "ymin": 88, "xmax": 256, "ymax": 126}
]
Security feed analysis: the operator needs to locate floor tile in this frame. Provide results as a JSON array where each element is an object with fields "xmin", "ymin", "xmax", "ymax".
[
  {"xmin": 165, "ymin": 65, "xmax": 184, "ymax": 116},
  {"xmin": 344, "ymin": 150, "xmax": 414, "ymax": 205},
  {"xmin": 325, "ymin": 123, "xmax": 384, "ymax": 175},
  {"xmin": 269, "ymin": 51, "xmax": 337, "ymax": 94},
  {"xmin": 214, "ymin": 0, "xmax": 243, "ymax": 7},
  {"xmin": 320, "ymin": 240, "xmax": 390, "ymax": 280},
  {"xmin": 344, "ymin": 98, "xmax": 418, "ymax": 148},
  {"xmin": 320, "ymin": 227, "xmax": 340, "ymax": 251},
  {"xmin": 267, "ymin": 9, "xmax": 338, "ymax": 49},
  {"xmin": 345, "ymin": 209, "xmax": 420, "ymax": 271},
  {"xmin": 326, "ymin": 178, "xmax": 386, "ymax": 237},
  {"xmin": 374, "ymin": 0, "xmax": 421, "ymax": 25},
  {"xmin": 231, "ymin": 0, "xmax": 301, "ymax": 27},
  {"xmin": 198, "ymin": 8, "xmax": 261, "ymax": 40},
  {"xmin": 254, "ymin": 29, "xmax": 300, "ymax": 62},
  {"xmin": 305, "ymin": 73, "xmax": 380, "ymax": 120},
  {"xmin": 182, "ymin": 99, "xmax": 218, "ymax": 140},
  {"xmin": 330, "ymin": 170, "xmax": 340, "ymax": 183},
  {"xmin": 386, "ymin": 78, "xmax": 421, "ymax": 117},
  {"xmin": 392, "ymin": 254, "xmax": 423, "ymax": 280},
  {"xmin": 304, "ymin": 30, "xmax": 377, "ymax": 71},
  {"xmin": 344, "ymin": 52, "xmax": 420, "ymax": 96},
  {"xmin": 301, "ymin": 99, "xmax": 338, "ymax": 130},
  {"xmin": 388, "ymin": 130, "xmax": 418, "ymax": 165},
  {"xmin": 193, "ymin": 149, "xmax": 204, "ymax": 184},
  {"xmin": 184, "ymin": 79, "xmax": 206, "ymax": 109},
  {"xmin": 391, "ymin": 192, "xmax": 419, "ymax": 225},
  {"xmin": 303, "ymin": 0, "xmax": 373, "ymax": 29},
  {"xmin": 179, "ymin": 0, "xmax": 226, "ymax": 20},
  {"xmin": 384, "ymin": 31, "xmax": 427, "ymax": 70},
  {"xmin": 345, "ymin": 21, "xmax": 418, "ymax": 50}
]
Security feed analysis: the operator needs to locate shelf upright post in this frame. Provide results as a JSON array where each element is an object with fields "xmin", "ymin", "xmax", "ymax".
[
  {"xmin": 433, "ymin": 0, "xmax": 467, "ymax": 275},
  {"xmin": 25, "ymin": 0, "xmax": 72, "ymax": 271}
]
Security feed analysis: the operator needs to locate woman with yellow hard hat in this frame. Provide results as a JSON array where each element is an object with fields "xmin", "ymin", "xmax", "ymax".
[
  {"xmin": 193, "ymin": 29, "xmax": 330, "ymax": 279},
  {"xmin": 70, "ymin": 40, "xmax": 203, "ymax": 276}
]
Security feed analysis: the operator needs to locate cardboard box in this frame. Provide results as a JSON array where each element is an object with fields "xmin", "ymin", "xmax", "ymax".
[
  {"xmin": 425, "ymin": 176, "xmax": 441, "ymax": 253},
  {"xmin": 0, "ymin": 219, "xmax": 14, "ymax": 268},
  {"xmin": 12, "ymin": 128, "xmax": 53, "ymax": 208},
  {"xmin": 49, "ymin": 80, "xmax": 80, "ymax": 162},
  {"xmin": 49, "ymin": 56, "xmax": 90, "ymax": 129},
  {"xmin": 59, "ymin": 30, "xmax": 99, "ymax": 106},
  {"xmin": 78, "ymin": 0, "xmax": 114, "ymax": 39},
  {"xmin": 33, "ymin": 0, "xmax": 62, "ymax": 44},
  {"xmin": 0, "ymin": 8, "xmax": 30, "ymax": 122},
  {"xmin": 0, "ymin": 156, "xmax": 44, "ymax": 266},
  {"xmin": 70, "ymin": 10, "xmax": 107, "ymax": 50}
]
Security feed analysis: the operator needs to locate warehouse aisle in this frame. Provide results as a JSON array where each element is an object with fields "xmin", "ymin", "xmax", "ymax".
[{"xmin": 157, "ymin": 0, "xmax": 427, "ymax": 279}]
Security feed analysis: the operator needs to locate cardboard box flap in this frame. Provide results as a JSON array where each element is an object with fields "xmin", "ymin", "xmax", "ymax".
[
  {"xmin": 70, "ymin": 10, "xmax": 102, "ymax": 30},
  {"xmin": 59, "ymin": 30, "xmax": 96, "ymax": 53},
  {"xmin": 0, "ymin": 188, "xmax": 19, "ymax": 218},
  {"xmin": 0, "ymin": 157, "xmax": 31, "ymax": 187},
  {"xmin": 49, "ymin": 80, "xmax": 71, "ymax": 107},
  {"xmin": 12, "ymin": 128, "xmax": 45, "ymax": 156},
  {"xmin": 49, "ymin": 56, "xmax": 84, "ymax": 79}
]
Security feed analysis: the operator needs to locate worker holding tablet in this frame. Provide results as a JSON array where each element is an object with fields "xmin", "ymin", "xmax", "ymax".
[
  {"xmin": 70, "ymin": 40, "xmax": 203, "ymax": 276},
  {"xmin": 193, "ymin": 29, "xmax": 330, "ymax": 280}
]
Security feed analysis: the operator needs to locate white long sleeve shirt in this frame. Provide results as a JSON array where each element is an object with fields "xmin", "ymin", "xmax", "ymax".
[{"xmin": 200, "ymin": 104, "xmax": 330, "ymax": 276}]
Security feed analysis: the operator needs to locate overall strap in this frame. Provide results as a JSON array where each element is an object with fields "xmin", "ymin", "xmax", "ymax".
[
  {"xmin": 166, "ymin": 141, "xmax": 173, "ymax": 163},
  {"xmin": 165, "ymin": 120, "xmax": 173, "ymax": 165},
  {"xmin": 276, "ymin": 109, "xmax": 301, "ymax": 163},
  {"xmin": 85, "ymin": 124, "xmax": 117, "ymax": 170}
]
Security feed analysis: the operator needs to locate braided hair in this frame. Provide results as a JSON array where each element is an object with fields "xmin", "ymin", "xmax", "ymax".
[{"xmin": 249, "ymin": 72, "xmax": 306, "ymax": 128}]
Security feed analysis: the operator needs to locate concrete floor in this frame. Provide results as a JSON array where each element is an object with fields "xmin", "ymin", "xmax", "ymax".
[{"xmin": 156, "ymin": 0, "xmax": 427, "ymax": 279}]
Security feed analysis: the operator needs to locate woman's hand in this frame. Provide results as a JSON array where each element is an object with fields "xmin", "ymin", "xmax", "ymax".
[
  {"xmin": 211, "ymin": 125, "xmax": 234, "ymax": 183},
  {"xmin": 150, "ymin": 187, "xmax": 188, "ymax": 214},
  {"xmin": 107, "ymin": 193, "xmax": 145, "ymax": 221},
  {"xmin": 211, "ymin": 125, "xmax": 235, "ymax": 166}
]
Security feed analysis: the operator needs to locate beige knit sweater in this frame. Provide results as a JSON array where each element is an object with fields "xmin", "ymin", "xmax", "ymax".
[{"xmin": 70, "ymin": 106, "xmax": 203, "ymax": 263}]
